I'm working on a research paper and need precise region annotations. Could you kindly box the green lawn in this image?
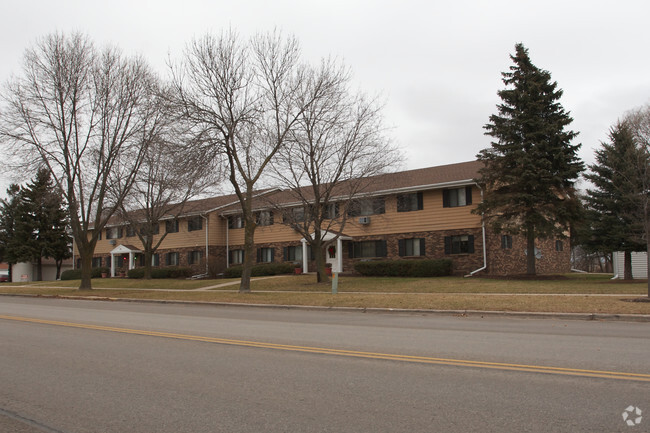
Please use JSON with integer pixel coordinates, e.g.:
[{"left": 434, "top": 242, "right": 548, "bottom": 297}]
[{"left": 2, "top": 273, "right": 649, "bottom": 315}]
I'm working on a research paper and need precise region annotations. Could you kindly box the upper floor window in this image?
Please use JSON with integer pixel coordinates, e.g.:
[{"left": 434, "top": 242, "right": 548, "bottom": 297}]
[
  {"left": 125, "top": 225, "right": 136, "bottom": 238},
  {"left": 398, "top": 238, "right": 425, "bottom": 256},
  {"left": 106, "top": 227, "right": 122, "bottom": 239},
  {"left": 348, "top": 198, "right": 385, "bottom": 217},
  {"left": 165, "top": 220, "right": 179, "bottom": 234},
  {"left": 257, "top": 210, "right": 274, "bottom": 226},
  {"left": 187, "top": 216, "right": 203, "bottom": 232},
  {"left": 228, "top": 215, "right": 245, "bottom": 229},
  {"left": 442, "top": 186, "right": 472, "bottom": 208},
  {"left": 397, "top": 192, "right": 423, "bottom": 212},
  {"left": 324, "top": 203, "right": 339, "bottom": 219},
  {"left": 444, "top": 235, "right": 475, "bottom": 254}
]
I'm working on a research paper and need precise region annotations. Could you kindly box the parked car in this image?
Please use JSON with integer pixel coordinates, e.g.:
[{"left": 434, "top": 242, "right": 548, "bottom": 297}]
[{"left": 0, "top": 272, "right": 9, "bottom": 282}]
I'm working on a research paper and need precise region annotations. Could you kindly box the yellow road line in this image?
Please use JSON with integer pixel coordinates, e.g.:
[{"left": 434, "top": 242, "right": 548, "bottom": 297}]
[{"left": 2, "top": 314, "right": 649, "bottom": 382}]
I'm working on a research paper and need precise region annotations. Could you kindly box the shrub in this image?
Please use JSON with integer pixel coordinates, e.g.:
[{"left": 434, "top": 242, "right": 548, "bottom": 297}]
[
  {"left": 127, "top": 266, "right": 193, "bottom": 279},
  {"left": 223, "top": 262, "right": 295, "bottom": 278},
  {"left": 60, "top": 267, "right": 110, "bottom": 280},
  {"left": 353, "top": 259, "right": 452, "bottom": 277}
]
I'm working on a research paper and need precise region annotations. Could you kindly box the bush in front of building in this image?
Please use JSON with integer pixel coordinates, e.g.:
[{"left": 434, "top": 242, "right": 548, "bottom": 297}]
[
  {"left": 127, "top": 266, "right": 193, "bottom": 279},
  {"left": 223, "top": 263, "right": 295, "bottom": 278},
  {"left": 353, "top": 259, "right": 452, "bottom": 277},
  {"left": 60, "top": 267, "right": 110, "bottom": 280}
]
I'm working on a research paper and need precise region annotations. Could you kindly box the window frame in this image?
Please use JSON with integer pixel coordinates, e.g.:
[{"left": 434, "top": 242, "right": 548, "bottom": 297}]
[
  {"left": 398, "top": 238, "right": 426, "bottom": 257},
  {"left": 106, "top": 226, "right": 123, "bottom": 240},
  {"left": 229, "top": 249, "right": 244, "bottom": 265},
  {"left": 501, "top": 235, "right": 513, "bottom": 249},
  {"left": 349, "top": 240, "right": 388, "bottom": 258},
  {"left": 188, "top": 250, "right": 203, "bottom": 265},
  {"left": 187, "top": 216, "right": 203, "bottom": 232},
  {"left": 165, "top": 220, "right": 180, "bottom": 234},
  {"left": 444, "top": 235, "right": 475, "bottom": 255},
  {"left": 165, "top": 252, "right": 179, "bottom": 266},
  {"left": 442, "top": 186, "right": 473, "bottom": 208},
  {"left": 347, "top": 198, "right": 386, "bottom": 217},
  {"left": 396, "top": 192, "right": 424, "bottom": 213},
  {"left": 257, "top": 247, "right": 275, "bottom": 263}
]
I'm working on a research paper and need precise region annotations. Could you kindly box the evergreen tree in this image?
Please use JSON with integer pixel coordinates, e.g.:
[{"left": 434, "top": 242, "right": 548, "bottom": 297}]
[
  {"left": 474, "top": 43, "right": 584, "bottom": 275},
  {"left": 20, "top": 169, "right": 72, "bottom": 280},
  {"left": 584, "top": 122, "right": 645, "bottom": 280},
  {"left": 0, "top": 185, "right": 23, "bottom": 281}
]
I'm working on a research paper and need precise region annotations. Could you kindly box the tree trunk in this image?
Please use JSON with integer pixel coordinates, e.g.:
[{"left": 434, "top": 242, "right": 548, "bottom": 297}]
[
  {"left": 623, "top": 250, "right": 633, "bottom": 280},
  {"left": 78, "top": 245, "right": 94, "bottom": 290},
  {"left": 143, "top": 249, "right": 153, "bottom": 280},
  {"left": 239, "top": 219, "right": 256, "bottom": 293},
  {"left": 36, "top": 255, "right": 43, "bottom": 281},
  {"left": 55, "top": 259, "right": 62, "bottom": 280},
  {"left": 526, "top": 226, "right": 536, "bottom": 275}
]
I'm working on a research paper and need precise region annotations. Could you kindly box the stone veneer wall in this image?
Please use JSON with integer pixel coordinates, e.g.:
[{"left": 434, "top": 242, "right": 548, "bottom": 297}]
[{"left": 486, "top": 232, "right": 571, "bottom": 275}]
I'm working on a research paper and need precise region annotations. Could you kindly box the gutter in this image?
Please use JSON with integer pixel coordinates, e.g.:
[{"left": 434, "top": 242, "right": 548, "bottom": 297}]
[{"left": 465, "top": 183, "right": 487, "bottom": 277}]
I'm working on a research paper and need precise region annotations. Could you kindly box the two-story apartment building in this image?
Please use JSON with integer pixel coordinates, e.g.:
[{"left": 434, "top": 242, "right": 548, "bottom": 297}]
[{"left": 84, "top": 161, "right": 571, "bottom": 277}]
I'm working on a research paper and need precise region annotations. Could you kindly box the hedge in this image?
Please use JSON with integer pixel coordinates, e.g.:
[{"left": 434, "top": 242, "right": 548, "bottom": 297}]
[
  {"left": 127, "top": 266, "right": 193, "bottom": 279},
  {"left": 224, "top": 262, "right": 295, "bottom": 278},
  {"left": 353, "top": 259, "right": 452, "bottom": 277},
  {"left": 60, "top": 267, "right": 110, "bottom": 280}
]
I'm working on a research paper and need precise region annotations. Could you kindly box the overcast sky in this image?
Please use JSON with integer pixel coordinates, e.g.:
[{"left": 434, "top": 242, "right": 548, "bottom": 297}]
[{"left": 1, "top": 0, "right": 649, "bottom": 191}]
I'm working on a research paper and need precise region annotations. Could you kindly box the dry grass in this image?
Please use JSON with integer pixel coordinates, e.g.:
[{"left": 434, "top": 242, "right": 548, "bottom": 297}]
[{"left": 1, "top": 273, "right": 649, "bottom": 315}]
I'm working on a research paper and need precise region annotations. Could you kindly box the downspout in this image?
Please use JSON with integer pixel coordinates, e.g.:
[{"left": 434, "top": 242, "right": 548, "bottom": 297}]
[
  {"left": 466, "top": 183, "right": 487, "bottom": 277},
  {"left": 225, "top": 216, "right": 230, "bottom": 268},
  {"left": 201, "top": 214, "right": 209, "bottom": 276}
]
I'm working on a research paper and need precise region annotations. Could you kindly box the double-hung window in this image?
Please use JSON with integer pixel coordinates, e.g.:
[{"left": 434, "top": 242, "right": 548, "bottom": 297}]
[
  {"left": 396, "top": 192, "right": 423, "bottom": 212},
  {"left": 442, "top": 187, "right": 473, "bottom": 208}
]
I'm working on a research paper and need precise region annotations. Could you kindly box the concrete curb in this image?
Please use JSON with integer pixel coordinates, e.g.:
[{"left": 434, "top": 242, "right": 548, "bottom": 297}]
[{"left": 2, "top": 293, "right": 650, "bottom": 322}]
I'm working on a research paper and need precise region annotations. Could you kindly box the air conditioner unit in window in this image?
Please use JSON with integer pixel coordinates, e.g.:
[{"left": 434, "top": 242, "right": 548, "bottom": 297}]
[{"left": 358, "top": 216, "right": 371, "bottom": 225}]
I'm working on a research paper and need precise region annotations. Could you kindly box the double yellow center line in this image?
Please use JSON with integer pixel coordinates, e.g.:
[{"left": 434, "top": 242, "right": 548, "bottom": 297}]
[{"left": 3, "top": 314, "right": 649, "bottom": 382}]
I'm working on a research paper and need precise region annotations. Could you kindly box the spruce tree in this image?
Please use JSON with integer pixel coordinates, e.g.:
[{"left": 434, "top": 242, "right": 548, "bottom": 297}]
[
  {"left": 475, "top": 43, "right": 584, "bottom": 275},
  {"left": 0, "top": 185, "right": 23, "bottom": 281},
  {"left": 584, "top": 122, "right": 645, "bottom": 279}
]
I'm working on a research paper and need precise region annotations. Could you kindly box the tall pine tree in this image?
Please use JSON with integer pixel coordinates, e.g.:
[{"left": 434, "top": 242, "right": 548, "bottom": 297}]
[
  {"left": 474, "top": 43, "right": 584, "bottom": 275},
  {"left": 584, "top": 122, "right": 645, "bottom": 280}
]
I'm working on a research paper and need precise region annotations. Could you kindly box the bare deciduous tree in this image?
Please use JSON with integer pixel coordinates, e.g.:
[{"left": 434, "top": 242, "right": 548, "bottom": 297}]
[
  {"left": 0, "top": 32, "right": 157, "bottom": 289},
  {"left": 116, "top": 116, "right": 223, "bottom": 279},
  {"left": 271, "top": 59, "right": 399, "bottom": 282},
  {"left": 170, "top": 30, "right": 340, "bottom": 292}
]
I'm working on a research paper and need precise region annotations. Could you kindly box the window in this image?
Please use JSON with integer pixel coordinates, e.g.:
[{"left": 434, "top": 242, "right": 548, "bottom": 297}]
[
  {"left": 229, "top": 249, "right": 244, "bottom": 265},
  {"left": 228, "top": 215, "right": 245, "bottom": 229},
  {"left": 555, "top": 240, "right": 564, "bottom": 252},
  {"left": 152, "top": 254, "right": 160, "bottom": 267},
  {"left": 283, "top": 207, "right": 305, "bottom": 223},
  {"left": 442, "top": 187, "right": 473, "bottom": 208},
  {"left": 126, "top": 225, "right": 136, "bottom": 238},
  {"left": 398, "top": 238, "right": 425, "bottom": 256},
  {"left": 257, "top": 211, "right": 274, "bottom": 226},
  {"left": 165, "top": 220, "right": 179, "bottom": 233},
  {"left": 349, "top": 240, "right": 388, "bottom": 258},
  {"left": 397, "top": 192, "right": 423, "bottom": 212},
  {"left": 348, "top": 198, "right": 386, "bottom": 217},
  {"left": 187, "top": 216, "right": 203, "bottom": 232},
  {"left": 92, "top": 257, "right": 103, "bottom": 268},
  {"left": 257, "top": 247, "right": 275, "bottom": 263},
  {"left": 444, "top": 235, "right": 475, "bottom": 254},
  {"left": 166, "top": 252, "right": 179, "bottom": 266},
  {"left": 284, "top": 245, "right": 303, "bottom": 262},
  {"left": 324, "top": 203, "right": 339, "bottom": 219},
  {"left": 188, "top": 250, "right": 203, "bottom": 265},
  {"left": 501, "top": 235, "right": 513, "bottom": 249},
  {"left": 106, "top": 227, "right": 122, "bottom": 239}
]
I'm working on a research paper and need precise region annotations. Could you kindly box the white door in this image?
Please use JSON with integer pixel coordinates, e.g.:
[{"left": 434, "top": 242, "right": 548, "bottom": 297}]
[{"left": 325, "top": 244, "right": 340, "bottom": 273}]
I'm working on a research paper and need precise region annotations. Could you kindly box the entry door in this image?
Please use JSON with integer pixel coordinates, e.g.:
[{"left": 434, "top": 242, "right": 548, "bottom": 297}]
[{"left": 325, "top": 244, "right": 340, "bottom": 273}]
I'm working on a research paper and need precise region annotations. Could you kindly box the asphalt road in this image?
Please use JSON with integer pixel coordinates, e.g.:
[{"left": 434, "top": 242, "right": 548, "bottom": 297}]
[{"left": 0, "top": 297, "right": 648, "bottom": 432}]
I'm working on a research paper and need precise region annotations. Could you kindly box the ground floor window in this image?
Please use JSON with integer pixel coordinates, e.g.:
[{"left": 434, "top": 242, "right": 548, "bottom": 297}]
[
  {"left": 444, "top": 235, "right": 475, "bottom": 254},
  {"left": 188, "top": 250, "right": 203, "bottom": 265},
  {"left": 398, "top": 238, "right": 425, "bottom": 256},
  {"left": 555, "top": 240, "right": 564, "bottom": 252},
  {"left": 92, "top": 257, "right": 103, "bottom": 268},
  {"left": 166, "top": 252, "right": 179, "bottom": 266},
  {"left": 229, "top": 249, "right": 244, "bottom": 265},
  {"left": 501, "top": 235, "right": 512, "bottom": 249},
  {"left": 349, "top": 240, "right": 387, "bottom": 258},
  {"left": 257, "top": 247, "right": 274, "bottom": 263},
  {"left": 284, "top": 245, "right": 303, "bottom": 262},
  {"left": 152, "top": 253, "right": 159, "bottom": 267}
]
